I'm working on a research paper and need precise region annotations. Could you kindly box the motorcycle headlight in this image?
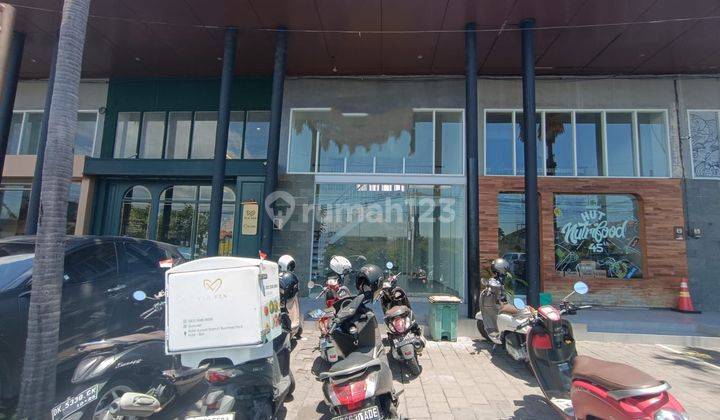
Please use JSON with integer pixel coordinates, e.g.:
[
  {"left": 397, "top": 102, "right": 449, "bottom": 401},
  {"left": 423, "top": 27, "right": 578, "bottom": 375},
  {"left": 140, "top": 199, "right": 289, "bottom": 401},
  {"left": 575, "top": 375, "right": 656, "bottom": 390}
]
[{"left": 655, "top": 409, "right": 689, "bottom": 420}]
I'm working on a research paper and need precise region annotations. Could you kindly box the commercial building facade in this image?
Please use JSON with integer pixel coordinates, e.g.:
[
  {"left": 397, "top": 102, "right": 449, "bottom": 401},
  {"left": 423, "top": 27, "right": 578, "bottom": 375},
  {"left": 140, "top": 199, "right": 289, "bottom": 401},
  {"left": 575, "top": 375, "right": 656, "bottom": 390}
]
[{"left": 3, "top": 0, "right": 720, "bottom": 313}]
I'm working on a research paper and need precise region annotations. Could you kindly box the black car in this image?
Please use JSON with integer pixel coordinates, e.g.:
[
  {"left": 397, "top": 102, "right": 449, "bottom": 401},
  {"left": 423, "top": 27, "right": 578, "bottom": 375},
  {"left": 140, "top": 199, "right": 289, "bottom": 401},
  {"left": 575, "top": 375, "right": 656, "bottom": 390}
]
[{"left": 0, "top": 235, "right": 184, "bottom": 401}]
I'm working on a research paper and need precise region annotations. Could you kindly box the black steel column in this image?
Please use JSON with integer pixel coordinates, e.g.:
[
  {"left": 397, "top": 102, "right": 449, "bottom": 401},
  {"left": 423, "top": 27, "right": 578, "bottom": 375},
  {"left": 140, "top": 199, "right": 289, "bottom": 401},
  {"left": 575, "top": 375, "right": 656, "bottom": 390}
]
[
  {"left": 521, "top": 19, "right": 541, "bottom": 308},
  {"left": 207, "top": 27, "right": 238, "bottom": 256},
  {"left": 465, "top": 22, "right": 480, "bottom": 317},
  {"left": 0, "top": 31, "right": 24, "bottom": 183},
  {"left": 259, "top": 28, "right": 287, "bottom": 258},
  {"left": 25, "top": 36, "right": 58, "bottom": 235}
]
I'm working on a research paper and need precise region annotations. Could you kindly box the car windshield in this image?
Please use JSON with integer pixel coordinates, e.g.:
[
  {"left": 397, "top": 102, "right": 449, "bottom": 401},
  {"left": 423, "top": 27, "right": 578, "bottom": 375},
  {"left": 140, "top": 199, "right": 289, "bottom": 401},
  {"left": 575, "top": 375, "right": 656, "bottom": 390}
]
[
  {"left": 0, "top": 242, "right": 35, "bottom": 257},
  {"left": 0, "top": 253, "right": 34, "bottom": 292}
]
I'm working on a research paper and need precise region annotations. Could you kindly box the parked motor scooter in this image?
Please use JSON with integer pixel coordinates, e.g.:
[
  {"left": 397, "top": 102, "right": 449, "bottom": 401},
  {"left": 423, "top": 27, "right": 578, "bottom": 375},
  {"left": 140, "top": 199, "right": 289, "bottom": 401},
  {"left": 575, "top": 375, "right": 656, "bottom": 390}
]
[
  {"left": 516, "top": 281, "right": 689, "bottom": 420},
  {"left": 378, "top": 262, "right": 425, "bottom": 375},
  {"left": 317, "top": 265, "right": 400, "bottom": 419},
  {"left": 475, "top": 258, "right": 532, "bottom": 361},
  {"left": 278, "top": 254, "right": 303, "bottom": 341},
  {"left": 61, "top": 290, "right": 205, "bottom": 420}
]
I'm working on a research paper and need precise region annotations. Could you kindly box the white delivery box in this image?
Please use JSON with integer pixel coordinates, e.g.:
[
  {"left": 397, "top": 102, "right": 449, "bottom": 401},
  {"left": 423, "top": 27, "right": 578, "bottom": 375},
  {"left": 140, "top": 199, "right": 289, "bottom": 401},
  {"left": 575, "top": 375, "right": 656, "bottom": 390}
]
[{"left": 165, "top": 257, "right": 282, "bottom": 367}]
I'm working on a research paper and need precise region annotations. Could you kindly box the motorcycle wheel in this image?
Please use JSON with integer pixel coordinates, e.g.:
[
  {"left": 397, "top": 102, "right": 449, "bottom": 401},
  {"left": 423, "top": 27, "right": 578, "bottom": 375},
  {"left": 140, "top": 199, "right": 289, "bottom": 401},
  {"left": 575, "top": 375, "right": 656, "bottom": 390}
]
[
  {"left": 406, "top": 355, "right": 422, "bottom": 376},
  {"left": 295, "top": 325, "right": 303, "bottom": 339},
  {"left": 287, "top": 371, "right": 296, "bottom": 398},
  {"left": 82, "top": 378, "right": 138, "bottom": 420},
  {"left": 476, "top": 320, "right": 491, "bottom": 341}
]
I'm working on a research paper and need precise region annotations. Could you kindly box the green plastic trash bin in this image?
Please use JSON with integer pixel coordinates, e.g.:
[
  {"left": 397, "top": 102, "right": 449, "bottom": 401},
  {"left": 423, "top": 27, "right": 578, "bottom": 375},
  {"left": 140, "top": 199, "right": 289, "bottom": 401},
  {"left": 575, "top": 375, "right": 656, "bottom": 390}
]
[
  {"left": 540, "top": 292, "right": 552, "bottom": 306},
  {"left": 427, "top": 295, "right": 462, "bottom": 342}
]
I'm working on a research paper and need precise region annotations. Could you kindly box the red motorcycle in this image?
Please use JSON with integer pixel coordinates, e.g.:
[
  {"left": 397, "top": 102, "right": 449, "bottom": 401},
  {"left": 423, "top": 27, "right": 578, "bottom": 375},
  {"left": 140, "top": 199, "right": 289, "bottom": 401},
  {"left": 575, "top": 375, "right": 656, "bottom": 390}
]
[{"left": 515, "top": 281, "right": 688, "bottom": 420}]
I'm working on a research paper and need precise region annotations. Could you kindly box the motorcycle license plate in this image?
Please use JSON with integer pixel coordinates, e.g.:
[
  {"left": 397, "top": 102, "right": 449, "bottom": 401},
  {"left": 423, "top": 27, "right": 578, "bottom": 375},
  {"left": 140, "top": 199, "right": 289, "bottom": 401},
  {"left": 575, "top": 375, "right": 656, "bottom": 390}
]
[
  {"left": 332, "top": 405, "right": 381, "bottom": 420},
  {"left": 50, "top": 384, "right": 99, "bottom": 420}
]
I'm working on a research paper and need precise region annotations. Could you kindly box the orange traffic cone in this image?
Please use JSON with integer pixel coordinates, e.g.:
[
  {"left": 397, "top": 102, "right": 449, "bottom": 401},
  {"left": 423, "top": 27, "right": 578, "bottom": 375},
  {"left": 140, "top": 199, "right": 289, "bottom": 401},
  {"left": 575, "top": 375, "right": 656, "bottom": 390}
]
[{"left": 674, "top": 278, "right": 701, "bottom": 313}]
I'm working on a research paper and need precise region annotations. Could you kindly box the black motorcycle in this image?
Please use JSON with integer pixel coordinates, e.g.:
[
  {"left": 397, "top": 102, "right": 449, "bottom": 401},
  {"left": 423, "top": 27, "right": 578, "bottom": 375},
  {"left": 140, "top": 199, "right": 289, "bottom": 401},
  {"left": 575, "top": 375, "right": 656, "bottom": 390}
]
[
  {"left": 378, "top": 262, "right": 424, "bottom": 375},
  {"left": 65, "top": 291, "right": 205, "bottom": 420}
]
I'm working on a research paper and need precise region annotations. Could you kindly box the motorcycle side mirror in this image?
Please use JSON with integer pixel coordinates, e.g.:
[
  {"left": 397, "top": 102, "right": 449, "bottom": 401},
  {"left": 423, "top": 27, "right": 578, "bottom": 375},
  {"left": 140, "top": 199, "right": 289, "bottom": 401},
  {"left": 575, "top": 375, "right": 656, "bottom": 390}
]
[
  {"left": 307, "top": 280, "right": 316, "bottom": 289},
  {"left": 574, "top": 281, "right": 589, "bottom": 295},
  {"left": 513, "top": 297, "right": 527, "bottom": 310},
  {"left": 132, "top": 290, "right": 147, "bottom": 302},
  {"left": 386, "top": 261, "right": 394, "bottom": 270}
]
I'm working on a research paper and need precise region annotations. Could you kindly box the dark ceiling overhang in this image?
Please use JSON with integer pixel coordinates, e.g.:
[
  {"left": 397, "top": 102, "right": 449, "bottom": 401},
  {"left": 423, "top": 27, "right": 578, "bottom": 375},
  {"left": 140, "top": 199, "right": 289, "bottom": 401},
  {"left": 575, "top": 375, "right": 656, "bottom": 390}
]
[{"left": 11, "top": 0, "right": 720, "bottom": 79}]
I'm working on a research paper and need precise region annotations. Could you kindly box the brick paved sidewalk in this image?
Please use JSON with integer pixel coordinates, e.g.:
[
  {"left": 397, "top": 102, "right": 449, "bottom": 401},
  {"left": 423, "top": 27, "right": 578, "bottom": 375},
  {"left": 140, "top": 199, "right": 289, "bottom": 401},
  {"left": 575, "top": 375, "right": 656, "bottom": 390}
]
[{"left": 283, "top": 328, "right": 720, "bottom": 420}]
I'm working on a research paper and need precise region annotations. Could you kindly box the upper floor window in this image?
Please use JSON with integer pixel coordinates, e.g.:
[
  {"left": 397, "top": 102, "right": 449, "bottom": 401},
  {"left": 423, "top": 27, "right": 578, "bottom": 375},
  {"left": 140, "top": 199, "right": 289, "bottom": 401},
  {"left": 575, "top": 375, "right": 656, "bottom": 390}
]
[
  {"left": 113, "top": 110, "right": 269, "bottom": 160},
  {"left": 688, "top": 110, "right": 720, "bottom": 178},
  {"left": 287, "top": 108, "right": 464, "bottom": 175},
  {"left": 485, "top": 110, "right": 670, "bottom": 178},
  {"left": 7, "top": 111, "right": 99, "bottom": 157}
]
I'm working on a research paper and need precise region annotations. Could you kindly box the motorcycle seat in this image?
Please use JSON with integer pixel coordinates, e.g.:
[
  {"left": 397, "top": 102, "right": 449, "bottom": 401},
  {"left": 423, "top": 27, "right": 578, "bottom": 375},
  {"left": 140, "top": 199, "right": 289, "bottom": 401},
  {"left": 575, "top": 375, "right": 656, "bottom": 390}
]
[
  {"left": 499, "top": 304, "right": 518, "bottom": 315},
  {"left": 572, "top": 356, "right": 666, "bottom": 398},
  {"left": 319, "top": 346, "right": 382, "bottom": 380},
  {"left": 385, "top": 305, "right": 410, "bottom": 318},
  {"left": 78, "top": 330, "right": 165, "bottom": 353}
]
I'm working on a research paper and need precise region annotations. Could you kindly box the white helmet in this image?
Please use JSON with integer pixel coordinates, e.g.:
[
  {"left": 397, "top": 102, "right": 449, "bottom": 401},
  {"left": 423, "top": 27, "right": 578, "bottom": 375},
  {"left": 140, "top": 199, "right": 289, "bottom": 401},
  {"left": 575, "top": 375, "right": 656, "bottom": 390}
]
[
  {"left": 278, "top": 254, "right": 296, "bottom": 272},
  {"left": 329, "top": 255, "right": 352, "bottom": 276}
]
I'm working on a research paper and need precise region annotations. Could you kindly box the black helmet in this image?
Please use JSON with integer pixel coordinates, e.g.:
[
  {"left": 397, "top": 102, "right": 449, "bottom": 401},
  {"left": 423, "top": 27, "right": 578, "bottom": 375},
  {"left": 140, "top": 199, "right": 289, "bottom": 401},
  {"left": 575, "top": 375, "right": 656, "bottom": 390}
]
[
  {"left": 355, "top": 264, "right": 382, "bottom": 293},
  {"left": 491, "top": 258, "right": 510, "bottom": 276}
]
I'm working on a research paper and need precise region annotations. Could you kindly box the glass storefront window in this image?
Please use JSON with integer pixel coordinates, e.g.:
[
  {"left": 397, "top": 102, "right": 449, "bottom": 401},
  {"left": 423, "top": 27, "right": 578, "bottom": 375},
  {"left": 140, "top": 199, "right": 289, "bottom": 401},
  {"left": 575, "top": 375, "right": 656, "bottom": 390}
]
[
  {"left": 689, "top": 110, "right": 720, "bottom": 178},
  {"left": 156, "top": 185, "right": 235, "bottom": 259},
  {"left": 114, "top": 112, "right": 141, "bottom": 158},
  {"left": 190, "top": 112, "right": 218, "bottom": 159},
  {"left": 6, "top": 111, "right": 98, "bottom": 157},
  {"left": 119, "top": 186, "right": 151, "bottom": 239},
  {"left": 498, "top": 193, "right": 527, "bottom": 295},
  {"left": 485, "top": 113, "right": 514, "bottom": 175},
  {"left": 76, "top": 112, "right": 98, "bottom": 156},
  {"left": 545, "top": 112, "right": 573, "bottom": 176},
  {"left": 288, "top": 108, "right": 464, "bottom": 175},
  {"left": 244, "top": 111, "right": 270, "bottom": 159},
  {"left": 575, "top": 113, "right": 604, "bottom": 176},
  {"left": 311, "top": 183, "right": 465, "bottom": 296},
  {"left": 515, "top": 112, "right": 544, "bottom": 176},
  {"left": 165, "top": 112, "right": 192, "bottom": 159},
  {"left": 138, "top": 112, "right": 165, "bottom": 159},
  {"left": 605, "top": 113, "right": 636, "bottom": 177},
  {"left": 0, "top": 183, "right": 80, "bottom": 238},
  {"left": 638, "top": 112, "right": 669, "bottom": 177},
  {"left": 554, "top": 194, "right": 642, "bottom": 279},
  {"left": 227, "top": 111, "right": 245, "bottom": 159}
]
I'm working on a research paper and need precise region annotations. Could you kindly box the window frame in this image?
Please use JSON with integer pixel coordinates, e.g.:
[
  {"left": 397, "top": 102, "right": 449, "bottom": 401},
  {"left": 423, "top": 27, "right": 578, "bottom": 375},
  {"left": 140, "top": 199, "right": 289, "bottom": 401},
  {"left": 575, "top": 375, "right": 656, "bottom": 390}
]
[
  {"left": 483, "top": 108, "right": 672, "bottom": 179},
  {"left": 286, "top": 107, "right": 466, "bottom": 177},
  {"left": 10, "top": 109, "right": 101, "bottom": 157},
  {"left": 687, "top": 109, "right": 720, "bottom": 180},
  {"left": 113, "top": 110, "right": 270, "bottom": 160}
]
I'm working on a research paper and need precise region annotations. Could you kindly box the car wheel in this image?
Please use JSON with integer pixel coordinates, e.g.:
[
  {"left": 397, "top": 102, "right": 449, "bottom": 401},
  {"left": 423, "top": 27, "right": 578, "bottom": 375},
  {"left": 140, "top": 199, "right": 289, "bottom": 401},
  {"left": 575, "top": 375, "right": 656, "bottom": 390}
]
[{"left": 82, "top": 378, "right": 138, "bottom": 420}]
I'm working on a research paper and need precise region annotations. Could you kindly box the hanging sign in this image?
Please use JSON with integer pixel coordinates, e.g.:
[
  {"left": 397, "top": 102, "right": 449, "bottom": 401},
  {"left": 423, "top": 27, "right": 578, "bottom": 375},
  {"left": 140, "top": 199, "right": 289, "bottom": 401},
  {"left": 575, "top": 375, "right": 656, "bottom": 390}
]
[{"left": 242, "top": 202, "right": 259, "bottom": 236}]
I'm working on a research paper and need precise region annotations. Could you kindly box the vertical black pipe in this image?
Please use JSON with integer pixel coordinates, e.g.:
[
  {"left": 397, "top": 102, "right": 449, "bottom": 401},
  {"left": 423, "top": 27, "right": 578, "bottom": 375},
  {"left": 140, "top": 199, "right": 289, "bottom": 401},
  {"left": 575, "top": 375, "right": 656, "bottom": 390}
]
[
  {"left": 521, "top": 19, "right": 541, "bottom": 308},
  {"left": 207, "top": 27, "right": 238, "bottom": 256},
  {"left": 0, "top": 31, "right": 25, "bottom": 183},
  {"left": 25, "top": 36, "right": 58, "bottom": 235},
  {"left": 465, "top": 22, "right": 480, "bottom": 317},
  {"left": 259, "top": 28, "right": 287, "bottom": 258}
]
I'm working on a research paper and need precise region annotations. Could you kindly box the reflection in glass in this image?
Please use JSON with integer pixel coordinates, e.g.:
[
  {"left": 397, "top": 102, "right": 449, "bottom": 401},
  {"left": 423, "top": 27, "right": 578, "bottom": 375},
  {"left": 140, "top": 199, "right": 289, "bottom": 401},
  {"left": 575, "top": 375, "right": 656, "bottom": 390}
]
[
  {"left": 545, "top": 112, "right": 573, "bottom": 176},
  {"left": 436, "top": 111, "right": 463, "bottom": 174},
  {"left": 288, "top": 110, "right": 321, "bottom": 172},
  {"left": 75, "top": 113, "right": 98, "bottom": 156},
  {"left": 554, "top": 194, "right": 642, "bottom": 278},
  {"left": 689, "top": 110, "right": 720, "bottom": 178},
  {"left": 120, "top": 186, "right": 151, "bottom": 239},
  {"left": 405, "top": 112, "right": 433, "bottom": 174},
  {"left": 19, "top": 113, "right": 43, "bottom": 155},
  {"left": 138, "top": 112, "right": 165, "bottom": 158},
  {"left": 6, "top": 113, "right": 23, "bottom": 155},
  {"left": 244, "top": 111, "right": 270, "bottom": 159},
  {"left": 66, "top": 183, "right": 81, "bottom": 234},
  {"left": 227, "top": 111, "right": 245, "bottom": 159},
  {"left": 498, "top": 193, "right": 527, "bottom": 295},
  {"left": 515, "top": 112, "right": 544, "bottom": 175},
  {"left": 485, "top": 113, "right": 514, "bottom": 175},
  {"left": 575, "top": 113, "right": 603, "bottom": 176},
  {"left": 638, "top": 112, "right": 668, "bottom": 177},
  {"left": 606, "top": 113, "right": 635, "bottom": 176},
  {"left": 311, "top": 183, "right": 465, "bottom": 296},
  {"left": 0, "top": 183, "right": 80, "bottom": 238},
  {"left": 191, "top": 112, "right": 218, "bottom": 158},
  {"left": 165, "top": 112, "right": 192, "bottom": 159},
  {"left": 114, "top": 112, "right": 141, "bottom": 158}
]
